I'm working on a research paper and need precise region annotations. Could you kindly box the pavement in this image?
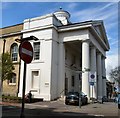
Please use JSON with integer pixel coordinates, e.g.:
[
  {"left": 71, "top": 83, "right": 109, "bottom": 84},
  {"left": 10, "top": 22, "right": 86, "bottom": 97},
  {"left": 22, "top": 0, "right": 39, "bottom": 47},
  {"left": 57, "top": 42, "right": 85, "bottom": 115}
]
[{"left": 0, "top": 99, "right": 120, "bottom": 118}]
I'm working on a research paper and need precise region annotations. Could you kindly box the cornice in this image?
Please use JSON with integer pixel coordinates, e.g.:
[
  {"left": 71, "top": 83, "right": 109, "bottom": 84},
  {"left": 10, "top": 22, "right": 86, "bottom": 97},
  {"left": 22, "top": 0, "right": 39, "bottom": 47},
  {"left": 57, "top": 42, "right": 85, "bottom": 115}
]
[
  {"left": 24, "top": 13, "right": 54, "bottom": 23},
  {"left": 90, "top": 26, "right": 109, "bottom": 51},
  {"left": 21, "top": 24, "right": 58, "bottom": 33},
  {"left": 58, "top": 24, "right": 91, "bottom": 32},
  {"left": 0, "top": 31, "right": 22, "bottom": 38}
]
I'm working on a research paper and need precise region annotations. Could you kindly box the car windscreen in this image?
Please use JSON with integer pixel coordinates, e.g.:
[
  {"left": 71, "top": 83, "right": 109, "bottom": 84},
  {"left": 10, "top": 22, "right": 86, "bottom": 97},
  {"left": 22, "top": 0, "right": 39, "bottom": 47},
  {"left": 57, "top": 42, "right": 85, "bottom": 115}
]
[{"left": 67, "top": 92, "right": 79, "bottom": 96}]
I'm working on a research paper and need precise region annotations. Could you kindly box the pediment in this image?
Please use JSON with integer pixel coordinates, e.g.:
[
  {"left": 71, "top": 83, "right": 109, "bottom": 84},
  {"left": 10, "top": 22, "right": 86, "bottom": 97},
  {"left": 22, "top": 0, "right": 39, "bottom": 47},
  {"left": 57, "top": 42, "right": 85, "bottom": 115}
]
[{"left": 92, "top": 21, "right": 110, "bottom": 49}]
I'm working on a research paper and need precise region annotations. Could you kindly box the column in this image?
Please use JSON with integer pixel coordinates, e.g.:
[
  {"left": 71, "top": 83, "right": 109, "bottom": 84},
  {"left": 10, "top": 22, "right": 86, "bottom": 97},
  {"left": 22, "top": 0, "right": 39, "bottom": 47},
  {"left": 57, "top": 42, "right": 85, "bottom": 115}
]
[
  {"left": 97, "top": 53, "right": 102, "bottom": 101},
  {"left": 58, "top": 42, "right": 65, "bottom": 98},
  {"left": 90, "top": 47, "right": 97, "bottom": 99},
  {"left": 102, "top": 56, "right": 106, "bottom": 96},
  {"left": 82, "top": 40, "right": 90, "bottom": 100}
]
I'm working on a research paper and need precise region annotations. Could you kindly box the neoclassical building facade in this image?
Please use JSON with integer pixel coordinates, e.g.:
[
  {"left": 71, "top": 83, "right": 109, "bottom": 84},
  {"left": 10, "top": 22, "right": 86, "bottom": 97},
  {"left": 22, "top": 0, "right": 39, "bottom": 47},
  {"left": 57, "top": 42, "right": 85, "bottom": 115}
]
[{"left": 17, "top": 9, "right": 110, "bottom": 101}]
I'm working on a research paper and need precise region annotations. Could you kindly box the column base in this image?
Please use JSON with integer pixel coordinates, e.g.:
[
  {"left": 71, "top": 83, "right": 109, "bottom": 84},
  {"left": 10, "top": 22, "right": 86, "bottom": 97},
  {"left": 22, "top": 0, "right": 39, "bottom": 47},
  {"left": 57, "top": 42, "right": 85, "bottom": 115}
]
[{"left": 97, "top": 96, "right": 103, "bottom": 103}]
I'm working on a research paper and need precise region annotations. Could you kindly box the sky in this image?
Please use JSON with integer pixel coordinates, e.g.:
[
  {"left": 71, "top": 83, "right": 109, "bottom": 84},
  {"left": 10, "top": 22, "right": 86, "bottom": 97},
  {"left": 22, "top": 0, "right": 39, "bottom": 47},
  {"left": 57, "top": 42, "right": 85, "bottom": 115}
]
[{"left": 0, "top": 1, "right": 119, "bottom": 81}]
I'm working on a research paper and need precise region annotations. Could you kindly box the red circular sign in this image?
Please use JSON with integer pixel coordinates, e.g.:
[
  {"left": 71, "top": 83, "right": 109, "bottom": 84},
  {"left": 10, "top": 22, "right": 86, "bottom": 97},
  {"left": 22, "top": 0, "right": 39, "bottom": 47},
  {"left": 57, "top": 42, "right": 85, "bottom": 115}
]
[{"left": 19, "top": 41, "right": 33, "bottom": 64}]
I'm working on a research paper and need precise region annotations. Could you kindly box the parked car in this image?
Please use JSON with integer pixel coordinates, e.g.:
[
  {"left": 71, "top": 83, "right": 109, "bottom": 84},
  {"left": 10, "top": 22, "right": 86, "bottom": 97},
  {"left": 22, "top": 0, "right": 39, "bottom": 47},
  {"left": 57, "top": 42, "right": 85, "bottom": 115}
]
[{"left": 65, "top": 91, "right": 88, "bottom": 105}]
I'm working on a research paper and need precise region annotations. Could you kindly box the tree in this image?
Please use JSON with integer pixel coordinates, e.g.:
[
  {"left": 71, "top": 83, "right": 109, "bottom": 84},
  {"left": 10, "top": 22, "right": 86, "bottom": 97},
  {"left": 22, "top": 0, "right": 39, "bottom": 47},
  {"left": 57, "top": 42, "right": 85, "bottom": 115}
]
[
  {"left": 1, "top": 52, "right": 15, "bottom": 81},
  {"left": 109, "top": 66, "right": 120, "bottom": 84}
]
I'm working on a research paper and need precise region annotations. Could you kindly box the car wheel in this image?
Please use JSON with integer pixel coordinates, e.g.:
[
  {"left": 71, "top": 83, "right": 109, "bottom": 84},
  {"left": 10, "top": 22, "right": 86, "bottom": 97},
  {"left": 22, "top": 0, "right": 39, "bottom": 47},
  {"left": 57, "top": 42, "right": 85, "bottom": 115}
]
[
  {"left": 86, "top": 98, "right": 88, "bottom": 104},
  {"left": 118, "top": 104, "right": 120, "bottom": 109}
]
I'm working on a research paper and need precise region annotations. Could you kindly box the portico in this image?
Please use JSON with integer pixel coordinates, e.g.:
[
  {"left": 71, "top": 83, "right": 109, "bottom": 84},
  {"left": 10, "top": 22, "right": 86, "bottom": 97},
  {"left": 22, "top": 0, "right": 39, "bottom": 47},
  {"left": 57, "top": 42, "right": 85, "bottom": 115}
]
[{"left": 63, "top": 37, "right": 107, "bottom": 101}]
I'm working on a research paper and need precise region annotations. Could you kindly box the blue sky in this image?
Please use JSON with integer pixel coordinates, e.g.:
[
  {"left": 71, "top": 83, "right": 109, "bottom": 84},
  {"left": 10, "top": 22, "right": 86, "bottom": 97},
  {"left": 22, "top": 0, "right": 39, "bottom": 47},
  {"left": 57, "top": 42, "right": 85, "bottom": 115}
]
[{"left": 1, "top": 2, "right": 119, "bottom": 80}]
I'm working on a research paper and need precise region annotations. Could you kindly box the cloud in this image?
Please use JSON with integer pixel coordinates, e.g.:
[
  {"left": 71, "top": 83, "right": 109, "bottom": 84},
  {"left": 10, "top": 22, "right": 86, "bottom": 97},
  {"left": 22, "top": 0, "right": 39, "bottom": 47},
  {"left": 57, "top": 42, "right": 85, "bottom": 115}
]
[
  {"left": 69, "top": 2, "right": 118, "bottom": 31},
  {"left": 67, "top": 3, "right": 79, "bottom": 10},
  {"left": 110, "top": 40, "right": 118, "bottom": 46},
  {"left": 99, "top": 2, "right": 116, "bottom": 11}
]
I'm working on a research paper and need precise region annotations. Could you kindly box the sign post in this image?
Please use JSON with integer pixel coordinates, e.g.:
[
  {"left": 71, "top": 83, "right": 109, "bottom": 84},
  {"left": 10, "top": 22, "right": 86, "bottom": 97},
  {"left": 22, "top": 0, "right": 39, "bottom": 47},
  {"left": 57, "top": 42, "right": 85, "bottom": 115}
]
[
  {"left": 89, "top": 72, "right": 96, "bottom": 103},
  {"left": 78, "top": 72, "right": 83, "bottom": 108},
  {"left": 19, "top": 41, "right": 33, "bottom": 118},
  {"left": 20, "top": 62, "right": 26, "bottom": 118}
]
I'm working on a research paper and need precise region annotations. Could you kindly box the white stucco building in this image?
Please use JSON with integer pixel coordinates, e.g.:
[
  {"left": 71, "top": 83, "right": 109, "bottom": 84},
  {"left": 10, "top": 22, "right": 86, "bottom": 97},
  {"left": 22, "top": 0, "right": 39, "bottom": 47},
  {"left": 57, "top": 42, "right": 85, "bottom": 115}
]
[{"left": 18, "top": 9, "right": 110, "bottom": 101}]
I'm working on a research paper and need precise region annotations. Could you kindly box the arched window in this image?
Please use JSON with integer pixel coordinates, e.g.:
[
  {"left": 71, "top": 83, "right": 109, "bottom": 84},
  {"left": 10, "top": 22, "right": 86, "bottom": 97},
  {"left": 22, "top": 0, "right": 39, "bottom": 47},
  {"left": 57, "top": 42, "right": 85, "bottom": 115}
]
[
  {"left": 9, "top": 73, "right": 16, "bottom": 85},
  {"left": 11, "top": 43, "right": 18, "bottom": 61}
]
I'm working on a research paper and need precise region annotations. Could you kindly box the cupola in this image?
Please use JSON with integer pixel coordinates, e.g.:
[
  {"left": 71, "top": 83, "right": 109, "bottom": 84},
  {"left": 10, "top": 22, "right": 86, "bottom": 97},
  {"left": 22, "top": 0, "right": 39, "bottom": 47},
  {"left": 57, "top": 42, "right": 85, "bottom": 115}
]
[{"left": 54, "top": 8, "right": 71, "bottom": 25}]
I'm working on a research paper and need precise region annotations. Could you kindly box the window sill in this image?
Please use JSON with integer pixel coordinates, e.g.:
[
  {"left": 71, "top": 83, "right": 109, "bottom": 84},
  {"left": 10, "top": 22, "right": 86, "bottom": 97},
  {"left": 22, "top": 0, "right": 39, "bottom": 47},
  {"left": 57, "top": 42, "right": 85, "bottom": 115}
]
[
  {"left": 12, "top": 61, "right": 19, "bottom": 64},
  {"left": 32, "top": 60, "right": 44, "bottom": 63},
  {"left": 9, "top": 83, "right": 16, "bottom": 86},
  {"left": 30, "top": 89, "right": 38, "bottom": 92}
]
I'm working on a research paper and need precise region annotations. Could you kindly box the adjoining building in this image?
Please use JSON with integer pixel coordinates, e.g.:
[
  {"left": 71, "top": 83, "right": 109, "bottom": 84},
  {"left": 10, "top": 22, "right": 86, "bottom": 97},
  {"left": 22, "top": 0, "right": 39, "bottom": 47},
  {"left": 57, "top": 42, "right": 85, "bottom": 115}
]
[
  {"left": 0, "top": 23, "right": 23, "bottom": 96},
  {"left": 17, "top": 9, "right": 110, "bottom": 101}
]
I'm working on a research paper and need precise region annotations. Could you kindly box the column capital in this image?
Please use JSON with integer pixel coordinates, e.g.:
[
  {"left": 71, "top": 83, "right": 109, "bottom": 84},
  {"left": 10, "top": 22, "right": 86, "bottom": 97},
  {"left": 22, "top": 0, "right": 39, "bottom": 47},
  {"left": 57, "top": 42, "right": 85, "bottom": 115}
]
[
  {"left": 82, "top": 39, "right": 90, "bottom": 43},
  {"left": 90, "top": 45, "right": 97, "bottom": 50},
  {"left": 102, "top": 55, "right": 106, "bottom": 59},
  {"left": 97, "top": 52, "right": 102, "bottom": 56}
]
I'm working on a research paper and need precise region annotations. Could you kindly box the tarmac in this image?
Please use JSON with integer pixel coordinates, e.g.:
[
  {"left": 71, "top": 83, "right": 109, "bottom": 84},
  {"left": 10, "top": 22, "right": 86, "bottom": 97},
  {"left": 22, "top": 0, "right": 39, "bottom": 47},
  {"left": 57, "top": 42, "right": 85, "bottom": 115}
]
[{"left": 1, "top": 99, "right": 120, "bottom": 118}]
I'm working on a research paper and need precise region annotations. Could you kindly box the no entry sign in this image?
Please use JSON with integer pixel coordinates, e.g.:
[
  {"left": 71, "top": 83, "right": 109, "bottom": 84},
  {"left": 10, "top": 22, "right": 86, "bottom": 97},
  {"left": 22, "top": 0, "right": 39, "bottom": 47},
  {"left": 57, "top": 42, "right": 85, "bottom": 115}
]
[{"left": 19, "top": 41, "right": 33, "bottom": 64}]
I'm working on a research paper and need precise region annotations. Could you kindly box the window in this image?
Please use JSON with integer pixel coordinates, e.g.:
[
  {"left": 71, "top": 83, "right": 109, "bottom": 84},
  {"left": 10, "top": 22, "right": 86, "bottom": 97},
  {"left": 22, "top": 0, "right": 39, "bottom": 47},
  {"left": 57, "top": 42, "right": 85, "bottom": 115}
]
[
  {"left": 34, "top": 42, "right": 40, "bottom": 60},
  {"left": 11, "top": 43, "right": 18, "bottom": 61},
  {"left": 9, "top": 73, "right": 16, "bottom": 85},
  {"left": 32, "top": 71, "right": 39, "bottom": 89},
  {"left": 71, "top": 76, "right": 75, "bottom": 87}
]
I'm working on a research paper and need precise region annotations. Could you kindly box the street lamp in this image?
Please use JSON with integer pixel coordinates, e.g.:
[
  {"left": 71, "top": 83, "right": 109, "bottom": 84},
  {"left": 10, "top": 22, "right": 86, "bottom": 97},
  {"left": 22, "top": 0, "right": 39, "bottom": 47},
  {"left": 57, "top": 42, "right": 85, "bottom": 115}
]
[{"left": 15, "top": 35, "right": 39, "bottom": 43}]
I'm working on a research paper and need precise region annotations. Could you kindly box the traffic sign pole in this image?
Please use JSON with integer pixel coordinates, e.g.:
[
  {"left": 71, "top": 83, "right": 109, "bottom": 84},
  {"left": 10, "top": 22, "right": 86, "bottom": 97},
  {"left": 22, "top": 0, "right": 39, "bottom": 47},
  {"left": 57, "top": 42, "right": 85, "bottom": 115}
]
[
  {"left": 15, "top": 36, "right": 38, "bottom": 118},
  {"left": 92, "top": 85, "right": 93, "bottom": 103},
  {"left": 20, "top": 62, "right": 26, "bottom": 118},
  {"left": 19, "top": 40, "right": 33, "bottom": 118}
]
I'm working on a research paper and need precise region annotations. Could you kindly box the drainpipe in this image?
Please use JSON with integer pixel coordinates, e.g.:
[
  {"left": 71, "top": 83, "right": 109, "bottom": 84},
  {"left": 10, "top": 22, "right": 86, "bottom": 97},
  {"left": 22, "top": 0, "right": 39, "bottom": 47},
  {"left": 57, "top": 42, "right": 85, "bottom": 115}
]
[
  {"left": 3, "top": 39, "right": 6, "bottom": 55},
  {"left": 17, "top": 35, "right": 22, "bottom": 96},
  {"left": 2, "top": 39, "right": 6, "bottom": 81}
]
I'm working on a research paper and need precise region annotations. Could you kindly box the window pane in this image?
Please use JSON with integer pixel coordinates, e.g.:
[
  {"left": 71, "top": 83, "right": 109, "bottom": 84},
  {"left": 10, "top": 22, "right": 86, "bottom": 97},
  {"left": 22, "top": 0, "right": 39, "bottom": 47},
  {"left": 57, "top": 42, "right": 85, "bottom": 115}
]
[
  {"left": 11, "top": 44, "right": 18, "bottom": 61},
  {"left": 12, "top": 53, "right": 17, "bottom": 61},
  {"left": 9, "top": 73, "right": 16, "bottom": 84},
  {"left": 34, "top": 42, "right": 40, "bottom": 60}
]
